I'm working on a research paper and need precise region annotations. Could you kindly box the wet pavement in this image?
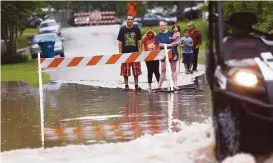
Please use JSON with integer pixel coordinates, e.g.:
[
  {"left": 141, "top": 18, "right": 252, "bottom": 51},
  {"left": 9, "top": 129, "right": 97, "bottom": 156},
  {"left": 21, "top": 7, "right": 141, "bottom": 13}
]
[
  {"left": 1, "top": 75, "right": 211, "bottom": 152},
  {"left": 46, "top": 25, "right": 206, "bottom": 89}
]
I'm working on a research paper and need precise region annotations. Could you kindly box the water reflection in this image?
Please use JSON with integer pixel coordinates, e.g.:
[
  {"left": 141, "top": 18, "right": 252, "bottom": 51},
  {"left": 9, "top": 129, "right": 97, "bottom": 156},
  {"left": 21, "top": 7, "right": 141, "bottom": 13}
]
[{"left": 1, "top": 76, "right": 210, "bottom": 151}]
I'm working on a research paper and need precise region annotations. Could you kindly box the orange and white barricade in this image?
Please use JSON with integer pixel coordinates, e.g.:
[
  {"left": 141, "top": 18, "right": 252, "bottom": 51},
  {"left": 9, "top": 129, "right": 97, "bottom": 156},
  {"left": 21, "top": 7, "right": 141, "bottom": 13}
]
[
  {"left": 73, "top": 10, "right": 116, "bottom": 26},
  {"left": 36, "top": 49, "right": 172, "bottom": 69},
  {"left": 36, "top": 47, "right": 173, "bottom": 147},
  {"left": 89, "top": 10, "right": 115, "bottom": 25}
]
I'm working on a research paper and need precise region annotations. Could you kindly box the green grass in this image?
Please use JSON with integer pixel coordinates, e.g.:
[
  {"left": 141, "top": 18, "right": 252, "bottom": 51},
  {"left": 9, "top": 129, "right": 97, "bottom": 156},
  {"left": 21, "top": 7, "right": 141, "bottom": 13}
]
[
  {"left": 23, "top": 28, "right": 39, "bottom": 34},
  {"left": 17, "top": 28, "right": 38, "bottom": 49},
  {"left": 1, "top": 57, "right": 50, "bottom": 87},
  {"left": 17, "top": 35, "right": 29, "bottom": 49},
  {"left": 141, "top": 19, "right": 208, "bottom": 64}
]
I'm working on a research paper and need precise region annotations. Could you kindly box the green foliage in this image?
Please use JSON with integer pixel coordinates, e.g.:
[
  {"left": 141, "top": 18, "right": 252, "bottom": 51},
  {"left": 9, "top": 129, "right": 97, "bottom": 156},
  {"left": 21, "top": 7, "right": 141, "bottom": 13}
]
[
  {"left": 146, "top": 1, "right": 174, "bottom": 10},
  {"left": 222, "top": 1, "right": 273, "bottom": 32},
  {"left": 46, "top": 1, "right": 68, "bottom": 11},
  {"left": 1, "top": 1, "right": 46, "bottom": 58},
  {"left": 199, "top": 2, "right": 273, "bottom": 32},
  {"left": 17, "top": 28, "right": 38, "bottom": 49},
  {"left": 23, "top": 28, "right": 39, "bottom": 34},
  {"left": 1, "top": 54, "right": 30, "bottom": 65}
]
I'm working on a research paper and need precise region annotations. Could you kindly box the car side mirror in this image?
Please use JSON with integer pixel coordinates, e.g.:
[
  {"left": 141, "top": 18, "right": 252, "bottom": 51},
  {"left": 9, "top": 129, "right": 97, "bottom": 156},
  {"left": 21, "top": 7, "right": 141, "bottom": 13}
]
[
  {"left": 61, "top": 38, "right": 64, "bottom": 41},
  {"left": 28, "top": 41, "right": 31, "bottom": 45}
]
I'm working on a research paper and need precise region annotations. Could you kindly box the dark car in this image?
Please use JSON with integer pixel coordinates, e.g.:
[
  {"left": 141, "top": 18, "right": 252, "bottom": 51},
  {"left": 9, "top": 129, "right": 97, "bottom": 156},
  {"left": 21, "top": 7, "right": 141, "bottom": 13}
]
[
  {"left": 206, "top": 4, "right": 273, "bottom": 162},
  {"left": 120, "top": 21, "right": 142, "bottom": 30},
  {"left": 142, "top": 13, "right": 176, "bottom": 26},
  {"left": 155, "top": 13, "right": 177, "bottom": 25},
  {"left": 30, "top": 33, "right": 65, "bottom": 59},
  {"left": 183, "top": 4, "right": 203, "bottom": 20}
]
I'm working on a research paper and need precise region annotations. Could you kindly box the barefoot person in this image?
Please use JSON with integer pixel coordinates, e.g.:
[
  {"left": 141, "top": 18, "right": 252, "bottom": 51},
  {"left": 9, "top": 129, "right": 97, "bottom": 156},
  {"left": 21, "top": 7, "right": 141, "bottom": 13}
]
[{"left": 156, "top": 21, "right": 179, "bottom": 90}]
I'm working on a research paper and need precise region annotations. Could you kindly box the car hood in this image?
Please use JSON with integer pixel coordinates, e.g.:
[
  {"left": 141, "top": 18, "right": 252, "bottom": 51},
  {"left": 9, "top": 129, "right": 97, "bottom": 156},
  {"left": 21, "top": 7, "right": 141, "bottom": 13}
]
[{"left": 31, "top": 40, "right": 62, "bottom": 49}]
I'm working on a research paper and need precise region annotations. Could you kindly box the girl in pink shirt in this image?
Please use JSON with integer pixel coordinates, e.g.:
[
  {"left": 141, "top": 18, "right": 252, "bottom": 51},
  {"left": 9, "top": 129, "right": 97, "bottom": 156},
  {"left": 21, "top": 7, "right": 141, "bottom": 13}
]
[
  {"left": 170, "top": 24, "right": 181, "bottom": 61},
  {"left": 142, "top": 28, "right": 160, "bottom": 91}
]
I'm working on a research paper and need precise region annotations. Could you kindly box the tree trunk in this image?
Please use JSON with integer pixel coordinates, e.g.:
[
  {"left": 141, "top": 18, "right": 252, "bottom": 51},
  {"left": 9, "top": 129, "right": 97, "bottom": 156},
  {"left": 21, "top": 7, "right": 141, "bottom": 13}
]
[
  {"left": 2, "top": 24, "right": 9, "bottom": 49},
  {"left": 7, "top": 24, "right": 17, "bottom": 56},
  {"left": 175, "top": 1, "right": 185, "bottom": 21}
]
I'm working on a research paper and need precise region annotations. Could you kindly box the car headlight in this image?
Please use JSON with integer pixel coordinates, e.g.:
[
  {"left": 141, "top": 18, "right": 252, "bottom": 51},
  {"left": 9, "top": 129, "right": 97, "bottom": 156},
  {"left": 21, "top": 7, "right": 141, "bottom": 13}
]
[
  {"left": 233, "top": 70, "right": 258, "bottom": 88},
  {"left": 31, "top": 44, "right": 39, "bottom": 48}
]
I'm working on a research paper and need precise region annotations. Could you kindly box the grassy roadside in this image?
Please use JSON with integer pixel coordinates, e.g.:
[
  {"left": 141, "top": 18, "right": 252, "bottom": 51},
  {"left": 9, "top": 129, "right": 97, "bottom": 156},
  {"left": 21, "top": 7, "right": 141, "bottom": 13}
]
[
  {"left": 140, "top": 19, "right": 207, "bottom": 64},
  {"left": 17, "top": 28, "right": 39, "bottom": 49},
  {"left": 2, "top": 28, "right": 50, "bottom": 87},
  {"left": 1, "top": 55, "right": 50, "bottom": 87}
]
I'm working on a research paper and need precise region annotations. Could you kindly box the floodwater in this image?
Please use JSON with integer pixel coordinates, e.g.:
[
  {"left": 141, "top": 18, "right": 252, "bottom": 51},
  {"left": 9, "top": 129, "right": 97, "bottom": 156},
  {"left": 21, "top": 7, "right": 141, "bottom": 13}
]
[{"left": 1, "top": 75, "right": 211, "bottom": 152}]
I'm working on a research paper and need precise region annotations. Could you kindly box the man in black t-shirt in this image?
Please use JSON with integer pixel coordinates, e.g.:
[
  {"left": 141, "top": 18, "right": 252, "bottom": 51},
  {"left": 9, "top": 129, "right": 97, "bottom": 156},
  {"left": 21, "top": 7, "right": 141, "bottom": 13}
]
[{"left": 117, "top": 15, "right": 142, "bottom": 91}]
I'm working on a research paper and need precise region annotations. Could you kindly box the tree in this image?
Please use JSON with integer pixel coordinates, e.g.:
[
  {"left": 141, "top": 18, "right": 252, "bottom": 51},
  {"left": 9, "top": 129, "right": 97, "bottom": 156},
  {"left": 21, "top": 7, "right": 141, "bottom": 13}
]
[
  {"left": 1, "top": 1, "right": 46, "bottom": 58},
  {"left": 202, "top": 1, "right": 273, "bottom": 32},
  {"left": 223, "top": 1, "right": 271, "bottom": 31}
]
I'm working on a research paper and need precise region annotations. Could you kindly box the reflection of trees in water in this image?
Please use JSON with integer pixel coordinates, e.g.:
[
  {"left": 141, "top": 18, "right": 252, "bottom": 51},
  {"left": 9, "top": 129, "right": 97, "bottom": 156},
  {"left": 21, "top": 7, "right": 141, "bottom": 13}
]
[{"left": 1, "top": 81, "right": 41, "bottom": 151}]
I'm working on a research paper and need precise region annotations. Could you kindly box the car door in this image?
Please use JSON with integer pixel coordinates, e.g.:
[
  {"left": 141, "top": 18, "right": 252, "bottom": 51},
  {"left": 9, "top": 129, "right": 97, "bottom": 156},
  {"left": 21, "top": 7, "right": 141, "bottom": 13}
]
[
  {"left": 150, "top": 13, "right": 162, "bottom": 26},
  {"left": 143, "top": 13, "right": 152, "bottom": 26}
]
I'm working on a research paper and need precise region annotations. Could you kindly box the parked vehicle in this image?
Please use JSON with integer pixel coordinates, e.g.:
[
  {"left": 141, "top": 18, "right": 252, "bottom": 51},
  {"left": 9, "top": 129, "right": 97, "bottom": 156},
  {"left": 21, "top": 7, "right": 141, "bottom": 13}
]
[
  {"left": 38, "top": 19, "right": 61, "bottom": 36},
  {"left": 120, "top": 21, "right": 142, "bottom": 30},
  {"left": 155, "top": 13, "right": 177, "bottom": 24},
  {"left": 183, "top": 4, "right": 203, "bottom": 20},
  {"left": 206, "top": 2, "right": 273, "bottom": 162},
  {"left": 29, "top": 33, "right": 64, "bottom": 59},
  {"left": 26, "top": 14, "right": 44, "bottom": 28},
  {"left": 142, "top": 13, "right": 176, "bottom": 26}
]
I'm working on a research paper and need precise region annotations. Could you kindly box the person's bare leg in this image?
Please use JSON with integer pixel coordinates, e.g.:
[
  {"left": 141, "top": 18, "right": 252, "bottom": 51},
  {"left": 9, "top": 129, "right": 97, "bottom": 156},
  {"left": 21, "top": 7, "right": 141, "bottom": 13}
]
[
  {"left": 189, "top": 63, "right": 193, "bottom": 73},
  {"left": 171, "top": 62, "right": 178, "bottom": 88},
  {"left": 158, "top": 62, "right": 166, "bottom": 89},
  {"left": 133, "top": 75, "right": 138, "bottom": 86},
  {"left": 124, "top": 76, "right": 129, "bottom": 85},
  {"left": 184, "top": 64, "right": 188, "bottom": 73},
  {"left": 148, "top": 83, "right": 152, "bottom": 91},
  {"left": 123, "top": 75, "right": 129, "bottom": 91}
]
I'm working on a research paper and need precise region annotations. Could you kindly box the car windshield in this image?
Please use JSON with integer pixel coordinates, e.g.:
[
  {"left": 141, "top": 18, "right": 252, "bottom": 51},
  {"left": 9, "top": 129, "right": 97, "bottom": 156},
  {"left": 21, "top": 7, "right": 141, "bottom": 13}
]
[
  {"left": 33, "top": 35, "right": 60, "bottom": 43},
  {"left": 40, "top": 21, "right": 56, "bottom": 28}
]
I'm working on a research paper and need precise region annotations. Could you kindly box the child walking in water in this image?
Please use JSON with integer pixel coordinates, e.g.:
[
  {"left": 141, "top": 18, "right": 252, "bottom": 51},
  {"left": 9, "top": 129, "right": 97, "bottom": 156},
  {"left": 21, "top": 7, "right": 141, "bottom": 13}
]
[
  {"left": 180, "top": 29, "right": 194, "bottom": 74},
  {"left": 170, "top": 24, "right": 181, "bottom": 61}
]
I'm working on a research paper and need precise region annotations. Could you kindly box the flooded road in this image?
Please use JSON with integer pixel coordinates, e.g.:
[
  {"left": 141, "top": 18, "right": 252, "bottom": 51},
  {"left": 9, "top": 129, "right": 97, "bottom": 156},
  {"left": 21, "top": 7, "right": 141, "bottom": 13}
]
[
  {"left": 45, "top": 25, "right": 206, "bottom": 89},
  {"left": 1, "top": 75, "right": 211, "bottom": 152}
]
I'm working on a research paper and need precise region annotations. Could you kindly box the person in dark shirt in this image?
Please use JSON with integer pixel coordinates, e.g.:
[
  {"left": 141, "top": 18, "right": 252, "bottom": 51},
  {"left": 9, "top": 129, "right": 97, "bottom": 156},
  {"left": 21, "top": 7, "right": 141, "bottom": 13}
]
[
  {"left": 188, "top": 21, "right": 202, "bottom": 72},
  {"left": 156, "top": 21, "right": 179, "bottom": 90},
  {"left": 117, "top": 15, "right": 142, "bottom": 91}
]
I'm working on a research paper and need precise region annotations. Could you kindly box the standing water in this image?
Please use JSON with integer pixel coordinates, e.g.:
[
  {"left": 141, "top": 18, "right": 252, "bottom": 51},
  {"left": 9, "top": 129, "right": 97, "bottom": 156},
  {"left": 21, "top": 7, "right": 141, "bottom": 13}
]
[{"left": 1, "top": 77, "right": 272, "bottom": 162}]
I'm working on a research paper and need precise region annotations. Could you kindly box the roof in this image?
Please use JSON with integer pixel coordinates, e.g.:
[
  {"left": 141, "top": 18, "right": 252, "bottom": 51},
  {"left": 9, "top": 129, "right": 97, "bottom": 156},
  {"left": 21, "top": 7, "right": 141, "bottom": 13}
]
[{"left": 40, "top": 19, "right": 56, "bottom": 24}]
